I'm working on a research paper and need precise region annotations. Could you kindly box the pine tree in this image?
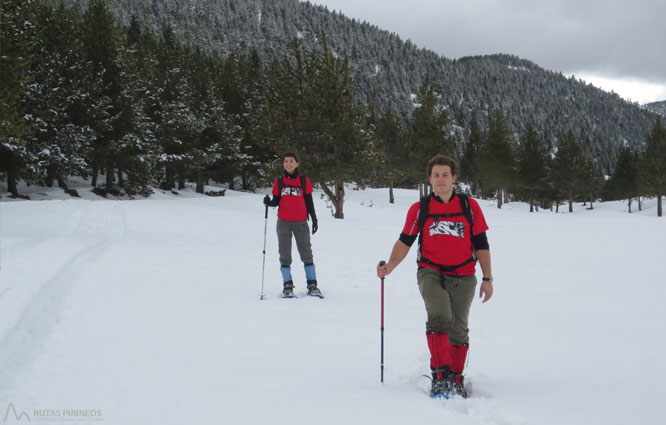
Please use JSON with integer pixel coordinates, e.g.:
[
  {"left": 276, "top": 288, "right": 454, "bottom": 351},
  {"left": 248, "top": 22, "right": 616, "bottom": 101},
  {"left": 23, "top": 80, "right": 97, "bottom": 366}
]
[
  {"left": 551, "top": 131, "right": 586, "bottom": 212},
  {"left": 80, "top": 0, "right": 124, "bottom": 190},
  {"left": 112, "top": 19, "right": 160, "bottom": 197},
  {"left": 604, "top": 146, "right": 641, "bottom": 212},
  {"left": 517, "top": 123, "right": 549, "bottom": 212},
  {"left": 216, "top": 50, "right": 266, "bottom": 190},
  {"left": 460, "top": 114, "right": 483, "bottom": 196},
  {"left": 0, "top": 0, "right": 36, "bottom": 196},
  {"left": 640, "top": 117, "right": 666, "bottom": 216},
  {"left": 25, "top": 2, "right": 93, "bottom": 190},
  {"left": 374, "top": 108, "right": 407, "bottom": 203},
  {"left": 266, "top": 33, "right": 369, "bottom": 218},
  {"left": 577, "top": 152, "right": 603, "bottom": 209},
  {"left": 479, "top": 109, "right": 516, "bottom": 208},
  {"left": 409, "top": 75, "right": 453, "bottom": 194},
  {"left": 151, "top": 24, "right": 187, "bottom": 190}
]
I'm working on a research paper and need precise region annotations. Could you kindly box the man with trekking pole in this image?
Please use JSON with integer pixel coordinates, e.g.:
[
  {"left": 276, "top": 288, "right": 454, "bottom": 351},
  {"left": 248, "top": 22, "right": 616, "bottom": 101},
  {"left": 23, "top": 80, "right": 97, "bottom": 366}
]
[{"left": 376, "top": 154, "right": 494, "bottom": 398}]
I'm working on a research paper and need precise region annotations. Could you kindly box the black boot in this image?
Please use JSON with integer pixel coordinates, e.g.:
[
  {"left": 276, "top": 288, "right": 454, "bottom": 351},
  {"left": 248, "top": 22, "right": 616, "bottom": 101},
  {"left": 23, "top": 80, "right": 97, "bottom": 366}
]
[
  {"left": 447, "top": 372, "right": 468, "bottom": 398},
  {"left": 307, "top": 280, "right": 323, "bottom": 297},
  {"left": 282, "top": 280, "right": 295, "bottom": 298},
  {"left": 430, "top": 366, "right": 452, "bottom": 397}
]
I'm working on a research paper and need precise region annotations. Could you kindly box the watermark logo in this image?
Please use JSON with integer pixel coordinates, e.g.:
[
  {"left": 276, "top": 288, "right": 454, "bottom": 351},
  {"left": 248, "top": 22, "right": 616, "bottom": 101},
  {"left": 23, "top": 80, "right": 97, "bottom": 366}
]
[
  {"left": 3, "top": 403, "right": 104, "bottom": 423},
  {"left": 4, "top": 404, "right": 30, "bottom": 422}
]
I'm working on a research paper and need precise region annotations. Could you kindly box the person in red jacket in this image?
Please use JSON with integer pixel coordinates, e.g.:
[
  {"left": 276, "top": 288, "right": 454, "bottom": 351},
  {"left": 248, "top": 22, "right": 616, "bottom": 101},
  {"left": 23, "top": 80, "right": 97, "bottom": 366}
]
[
  {"left": 377, "top": 154, "right": 494, "bottom": 398},
  {"left": 264, "top": 152, "right": 322, "bottom": 298}
]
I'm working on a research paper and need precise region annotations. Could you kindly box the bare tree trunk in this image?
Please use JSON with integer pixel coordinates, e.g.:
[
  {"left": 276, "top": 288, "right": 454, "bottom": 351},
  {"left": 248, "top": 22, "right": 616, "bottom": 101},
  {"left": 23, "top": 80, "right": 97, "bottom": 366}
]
[
  {"left": 196, "top": 170, "right": 204, "bottom": 194},
  {"left": 7, "top": 173, "right": 18, "bottom": 196},
  {"left": 568, "top": 198, "right": 573, "bottom": 213},
  {"left": 659, "top": 194, "right": 663, "bottom": 217},
  {"left": 529, "top": 200, "right": 534, "bottom": 213},
  {"left": 638, "top": 196, "right": 642, "bottom": 211},
  {"left": 321, "top": 181, "right": 346, "bottom": 219},
  {"left": 389, "top": 180, "right": 395, "bottom": 204},
  {"left": 106, "top": 161, "right": 114, "bottom": 188},
  {"left": 334, "top": 182, "right": 345, "bottom": 219},
  {"left": 91, "top": 166, "right": 98, "bottom": 187},
  {"left": 496, "top": 189, "right": 502, "bottom": 209},
  {"left": 628, "top": 198, "right": 633, "bottom": 213}
]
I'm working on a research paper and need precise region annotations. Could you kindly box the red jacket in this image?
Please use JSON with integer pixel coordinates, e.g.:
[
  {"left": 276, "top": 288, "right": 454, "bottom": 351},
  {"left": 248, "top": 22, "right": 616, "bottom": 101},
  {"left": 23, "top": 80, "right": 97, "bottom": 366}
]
[
  {"left": 272, "top": 174, "right": 313, "bottom": 221},
  {"left": 402, "top": 195, "right": 488, "bottom": 276}
]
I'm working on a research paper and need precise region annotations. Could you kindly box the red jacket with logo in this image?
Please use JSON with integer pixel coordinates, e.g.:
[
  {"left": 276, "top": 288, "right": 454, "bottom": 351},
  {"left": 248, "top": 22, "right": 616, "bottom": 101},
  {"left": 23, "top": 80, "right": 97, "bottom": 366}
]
[
  {"left": 272, "top": 174, "right": 313, "bottom": 221},
  {"left": 402, "top": 194, "right": 488, "bottom": 276}
]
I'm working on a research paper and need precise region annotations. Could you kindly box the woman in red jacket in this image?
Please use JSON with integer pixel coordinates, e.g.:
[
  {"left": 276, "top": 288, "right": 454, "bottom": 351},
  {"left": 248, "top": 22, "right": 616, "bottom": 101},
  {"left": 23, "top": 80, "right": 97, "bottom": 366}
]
[{"left": 264, "top": 152, "right": 322, "bottom": 298}]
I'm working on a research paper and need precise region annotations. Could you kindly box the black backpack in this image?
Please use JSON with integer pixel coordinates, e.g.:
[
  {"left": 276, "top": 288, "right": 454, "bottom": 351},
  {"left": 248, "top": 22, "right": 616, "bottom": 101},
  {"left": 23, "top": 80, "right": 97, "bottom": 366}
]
[{"left": 416, "top": 192, "right": 477, "bottom": 273}]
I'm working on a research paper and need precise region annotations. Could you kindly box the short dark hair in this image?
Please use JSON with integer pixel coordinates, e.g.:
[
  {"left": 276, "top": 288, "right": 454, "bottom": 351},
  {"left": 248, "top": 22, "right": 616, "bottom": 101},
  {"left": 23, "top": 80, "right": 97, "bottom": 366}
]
[
  {"left": 282, "top": 152, "right": 299, "bottom": 162},
  {"left": 427, "top": 155, "right": 457, "bottom": 177}
]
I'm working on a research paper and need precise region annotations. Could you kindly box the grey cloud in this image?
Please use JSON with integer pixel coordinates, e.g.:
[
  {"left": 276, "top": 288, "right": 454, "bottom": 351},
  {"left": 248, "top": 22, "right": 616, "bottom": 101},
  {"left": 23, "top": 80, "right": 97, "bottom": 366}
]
[{"left": 312, "top": 0, "right": 666, "bottom": 83}]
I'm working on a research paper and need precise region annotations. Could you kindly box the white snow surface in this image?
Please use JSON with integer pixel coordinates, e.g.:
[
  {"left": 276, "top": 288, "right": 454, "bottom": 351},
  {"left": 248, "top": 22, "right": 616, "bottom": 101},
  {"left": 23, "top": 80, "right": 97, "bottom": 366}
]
[{"left": 1, "top": 183, "right": 665, "bottom": 425}]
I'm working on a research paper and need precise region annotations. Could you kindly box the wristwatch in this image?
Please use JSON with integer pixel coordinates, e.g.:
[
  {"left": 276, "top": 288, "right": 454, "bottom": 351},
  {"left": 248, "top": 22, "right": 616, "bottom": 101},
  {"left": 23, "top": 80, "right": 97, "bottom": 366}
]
[{"left": 482, "top": 276, "right": 493, "bottom": 283}]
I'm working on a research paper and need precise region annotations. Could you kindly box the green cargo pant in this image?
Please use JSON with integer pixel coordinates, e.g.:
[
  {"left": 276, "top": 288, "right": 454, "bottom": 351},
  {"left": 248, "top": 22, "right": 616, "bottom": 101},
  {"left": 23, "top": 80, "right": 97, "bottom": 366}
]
[{"left": 417, "top": 267, "right": 477, "bottom": 345}]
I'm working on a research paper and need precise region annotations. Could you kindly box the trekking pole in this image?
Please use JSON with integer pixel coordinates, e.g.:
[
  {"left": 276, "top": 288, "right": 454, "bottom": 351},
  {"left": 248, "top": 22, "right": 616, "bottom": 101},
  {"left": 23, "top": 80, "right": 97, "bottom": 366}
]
[
  {"left": 379, "top": 260, "right": 386, "bottom": 383},
  {"left": 260, "top": 203, "right": 269, "bottom": 300}
]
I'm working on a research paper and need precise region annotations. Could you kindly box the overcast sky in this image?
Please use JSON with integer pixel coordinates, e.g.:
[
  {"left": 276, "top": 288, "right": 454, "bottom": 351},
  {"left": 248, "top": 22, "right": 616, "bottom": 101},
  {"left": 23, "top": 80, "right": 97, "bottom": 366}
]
[{"left": 307, "top": 0, "right": 666, "bottom": 104}]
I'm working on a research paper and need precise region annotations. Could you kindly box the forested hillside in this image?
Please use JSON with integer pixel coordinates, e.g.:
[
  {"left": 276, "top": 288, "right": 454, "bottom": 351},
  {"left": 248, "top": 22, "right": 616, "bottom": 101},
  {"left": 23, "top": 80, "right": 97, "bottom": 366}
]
[
  {"left": 3, "top": 0, "right": 664, "bottom": 216},
  {"left": 58, "top": 0, "right": 658, "bottom": 171}
]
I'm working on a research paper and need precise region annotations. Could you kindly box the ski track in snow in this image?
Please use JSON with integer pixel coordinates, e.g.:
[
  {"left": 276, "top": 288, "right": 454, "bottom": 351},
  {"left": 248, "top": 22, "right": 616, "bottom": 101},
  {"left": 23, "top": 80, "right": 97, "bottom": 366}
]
[{"left": 0, "top": 202, "right": 127, "bottom": 396}]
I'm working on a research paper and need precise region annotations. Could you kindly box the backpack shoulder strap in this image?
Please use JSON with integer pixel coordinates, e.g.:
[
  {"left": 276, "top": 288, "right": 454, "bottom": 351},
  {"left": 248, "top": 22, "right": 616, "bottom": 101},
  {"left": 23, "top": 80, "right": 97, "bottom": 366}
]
[
  {"left": 300, "top": 175, "right": 307, "bottom": 195},
  {"left": 278, "top": 177, "right": 284, "bottom": 193},
  {"left": 457, "top": 193, "right": 475, "bottom": 237},
  {"left": 418, "top": 193, "right": 432, "bottom": 236}
]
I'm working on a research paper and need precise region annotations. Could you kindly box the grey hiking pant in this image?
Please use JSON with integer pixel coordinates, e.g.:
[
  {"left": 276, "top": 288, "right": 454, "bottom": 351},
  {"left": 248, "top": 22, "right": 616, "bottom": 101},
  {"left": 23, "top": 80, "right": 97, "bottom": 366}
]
[
  {"left": 276, "top": 219, "right": 313, "bottom": 267},
  {"left": 417, "top": 267, "right": 477, "bottom": 345}
]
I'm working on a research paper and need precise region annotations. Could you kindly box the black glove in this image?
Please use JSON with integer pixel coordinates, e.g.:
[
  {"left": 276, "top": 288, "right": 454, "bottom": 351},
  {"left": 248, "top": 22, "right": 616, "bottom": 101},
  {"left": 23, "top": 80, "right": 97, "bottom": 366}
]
[
  {"left": 263, "top": 195, "right": 271, "bottom": 205},
  {"left": 311, "top": 219, "right": 318, "bottom": 235}
]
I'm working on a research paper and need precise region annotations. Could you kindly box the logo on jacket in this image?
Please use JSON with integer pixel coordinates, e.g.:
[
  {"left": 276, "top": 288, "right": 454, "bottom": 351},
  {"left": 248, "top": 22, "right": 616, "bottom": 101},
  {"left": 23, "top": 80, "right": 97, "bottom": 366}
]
[
  {"left": 429, "top": 220, "right": 465, "bottom": 238},
  {"left": 281, "top": 187, "right": 302, "bottom": 197}
]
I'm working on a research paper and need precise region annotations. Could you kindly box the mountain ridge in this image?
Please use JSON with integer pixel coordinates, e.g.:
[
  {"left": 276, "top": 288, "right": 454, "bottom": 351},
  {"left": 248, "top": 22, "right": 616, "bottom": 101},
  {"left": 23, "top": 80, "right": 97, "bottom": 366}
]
[{"left": 644, "top": 100, "right": 666, "bottom": 117}]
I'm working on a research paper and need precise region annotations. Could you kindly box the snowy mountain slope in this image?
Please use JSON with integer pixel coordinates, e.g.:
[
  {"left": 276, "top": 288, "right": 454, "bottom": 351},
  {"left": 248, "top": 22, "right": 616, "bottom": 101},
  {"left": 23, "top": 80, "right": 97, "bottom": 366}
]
[{"left": 0, "top": 186, "right": 664, "bottom": 425}]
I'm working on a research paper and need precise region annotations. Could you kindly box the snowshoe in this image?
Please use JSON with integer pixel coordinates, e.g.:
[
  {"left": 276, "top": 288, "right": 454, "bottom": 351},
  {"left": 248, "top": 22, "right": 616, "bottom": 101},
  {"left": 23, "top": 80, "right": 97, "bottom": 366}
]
[
  {"left": 430, "top": 377, "right": 450, "bottom": 398},
  {"left": 307, "top": 280, "right": 324, "bottom": 298},
  {"left": 448, "top": 373, "right": 468, "bottom": 398},
  {"left": 429, "top": 367, "right": 452, "bottom": 398},
  {"left": 281, "top": 281, "right": 296, "bottom": 298}
]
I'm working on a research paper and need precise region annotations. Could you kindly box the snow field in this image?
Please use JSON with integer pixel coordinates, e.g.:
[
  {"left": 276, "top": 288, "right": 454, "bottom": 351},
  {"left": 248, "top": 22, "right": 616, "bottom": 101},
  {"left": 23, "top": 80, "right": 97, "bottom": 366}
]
[{"left": 0, "top": 185, "right": 664, "bottom": 425}]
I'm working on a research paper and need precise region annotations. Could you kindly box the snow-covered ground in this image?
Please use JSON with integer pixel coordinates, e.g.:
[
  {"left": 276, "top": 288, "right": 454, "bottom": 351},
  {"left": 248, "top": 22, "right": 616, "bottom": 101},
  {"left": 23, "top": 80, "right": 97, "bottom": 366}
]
[{"left": 1, "top": 182, "right": 664, "bottom": 425}]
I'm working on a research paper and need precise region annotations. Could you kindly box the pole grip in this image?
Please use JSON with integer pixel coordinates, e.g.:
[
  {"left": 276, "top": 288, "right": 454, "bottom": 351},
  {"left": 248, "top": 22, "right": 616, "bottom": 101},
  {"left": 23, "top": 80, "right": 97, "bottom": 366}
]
[{"left": 264, "top": 203, "right": 269, "bottom": 219}]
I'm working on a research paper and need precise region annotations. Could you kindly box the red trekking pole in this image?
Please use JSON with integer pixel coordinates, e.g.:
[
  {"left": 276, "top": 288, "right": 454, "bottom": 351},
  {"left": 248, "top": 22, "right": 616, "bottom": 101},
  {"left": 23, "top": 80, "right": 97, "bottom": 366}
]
[{"left": 379, "top": 260, "right": 386, "bottom": 383}]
